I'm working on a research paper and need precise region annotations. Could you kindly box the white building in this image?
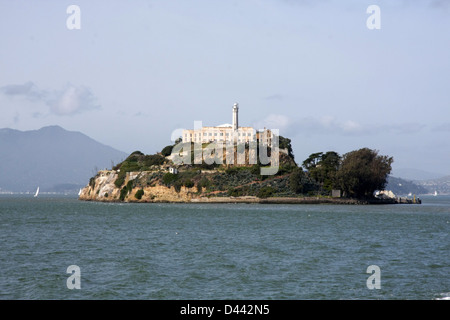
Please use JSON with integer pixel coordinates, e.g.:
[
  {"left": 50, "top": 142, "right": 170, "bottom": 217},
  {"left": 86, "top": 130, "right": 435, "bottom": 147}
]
[
  {"left": 182, "top": 103, "right": 272, "bottom": 146},
  {"left": 169, "top": 167, "right": 178, "bottom": 174}
]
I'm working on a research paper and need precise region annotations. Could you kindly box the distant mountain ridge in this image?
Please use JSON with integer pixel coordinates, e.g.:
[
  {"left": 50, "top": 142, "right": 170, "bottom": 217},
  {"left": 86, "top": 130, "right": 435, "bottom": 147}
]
[
  {"left": 415, "top": 175, "right": 450, "bottom": 195},
  {"left": 385, "top": 176, "right": 428, "bottom": 196},
  {"left": 386, "top": 175, "right": 450, "bottom": 195},
  {"left": 0, "top": 125, "right": 128, "bottom": 192}
]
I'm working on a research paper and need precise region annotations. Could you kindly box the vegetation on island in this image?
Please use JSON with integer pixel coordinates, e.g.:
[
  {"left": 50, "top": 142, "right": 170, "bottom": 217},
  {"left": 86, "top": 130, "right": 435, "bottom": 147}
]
[{"left": 89, "top": 135, "right": 394, "bottom": 202}]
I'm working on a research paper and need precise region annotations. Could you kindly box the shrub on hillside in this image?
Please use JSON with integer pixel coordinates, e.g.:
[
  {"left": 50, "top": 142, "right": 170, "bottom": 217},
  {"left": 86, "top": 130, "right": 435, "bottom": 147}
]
[
  {"left": 183, "top": 179, "right": 194, "bottom": 188},
  {"left": 161, "top": 145, "right": 174, "bottom": 157},
  {"left": 163, "top": 172, "right": 178, "bottom": 186},
  {"left": 135, "top": 189, "right": 144, "bottom": 200},
  {"left": 257, "top": 186, "right": 275, "bottom": 198}
]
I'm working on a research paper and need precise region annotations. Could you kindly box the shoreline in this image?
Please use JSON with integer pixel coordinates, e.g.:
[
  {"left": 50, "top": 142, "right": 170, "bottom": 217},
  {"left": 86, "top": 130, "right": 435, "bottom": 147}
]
[{"left": 78, "top": 196, "right": 403, "bottom": 205}]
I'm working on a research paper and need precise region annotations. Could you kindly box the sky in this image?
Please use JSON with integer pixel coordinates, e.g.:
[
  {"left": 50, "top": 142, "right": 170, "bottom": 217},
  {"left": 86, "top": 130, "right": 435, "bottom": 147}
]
[{"left": 1, "top": 0, "right": 450, "bottom": 177}]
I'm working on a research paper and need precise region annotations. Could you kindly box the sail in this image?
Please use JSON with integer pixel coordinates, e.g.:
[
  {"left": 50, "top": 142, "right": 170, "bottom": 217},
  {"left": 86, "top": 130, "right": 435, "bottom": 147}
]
[{"left": 34, "top": 187, "right": 39, "bottom": 197}]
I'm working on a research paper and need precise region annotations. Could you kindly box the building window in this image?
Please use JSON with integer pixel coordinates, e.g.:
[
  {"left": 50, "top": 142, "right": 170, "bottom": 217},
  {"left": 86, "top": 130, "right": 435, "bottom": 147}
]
[{"left": 204, "top": 133, "right": 207, "bottom": 136}]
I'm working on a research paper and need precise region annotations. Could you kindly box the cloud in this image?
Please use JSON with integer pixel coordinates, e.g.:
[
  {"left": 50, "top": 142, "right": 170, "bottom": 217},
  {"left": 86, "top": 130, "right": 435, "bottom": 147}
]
[
  {"left": 254, "top": 114, "right": 426, "bottom": 137},
  {"left": 254, "top": 114, "right": 292, "bottom": 131},
  {"left": 431, "top": 123, "right": 450, "bottom": 132},
  {"left": 297, "top": 116, "right": 366, "bottom": 136},
  {"left": 380, "top": 123, "right": 426, "bottom": 135},
  {"left": 341, "top": 120, "right": 363, "bottom": 133},
  {"left": 48, "top": 84, "right": 100, "bottom": 116},
  {"left": 0, "top": 81, "right": 43, "bottom": 100},
  {"left": 264, "top": 94, "right": 284, "bottom": 101},
  {"left": 0, "top": 82, "right": 100, "bottom": 116},
  {"left": 430, "top": 0, "right": 450, "bottom": 9},
  {"left": 254, "top": 114, "right": 365, "bottom": 136}
]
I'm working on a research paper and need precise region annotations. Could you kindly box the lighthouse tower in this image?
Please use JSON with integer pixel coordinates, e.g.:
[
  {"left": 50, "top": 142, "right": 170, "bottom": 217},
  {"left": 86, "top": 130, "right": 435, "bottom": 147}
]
[{"left": 232, "top": 103, "right": 239, "bottom": 131}]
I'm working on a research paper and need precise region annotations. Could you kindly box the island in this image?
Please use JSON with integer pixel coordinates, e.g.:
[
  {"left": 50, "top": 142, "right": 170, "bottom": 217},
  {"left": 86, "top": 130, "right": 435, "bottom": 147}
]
[
  {"left": 79, "top": 102, "right": 416, "bottom": 204},
  {"left": 79, "top": 137, "right": 405, "bottom": 204}
]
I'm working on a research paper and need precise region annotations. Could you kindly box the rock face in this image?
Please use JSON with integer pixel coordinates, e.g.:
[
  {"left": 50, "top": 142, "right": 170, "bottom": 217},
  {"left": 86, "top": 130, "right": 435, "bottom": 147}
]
[
  {"left": 79, "top": 170, "right": 195, "bottom": 202},
  {"left": 78, "top": 169, "right": 367, "bottom": 204},
  {"left": 79, "top": 170, "right": 263, "bottom": 203}
]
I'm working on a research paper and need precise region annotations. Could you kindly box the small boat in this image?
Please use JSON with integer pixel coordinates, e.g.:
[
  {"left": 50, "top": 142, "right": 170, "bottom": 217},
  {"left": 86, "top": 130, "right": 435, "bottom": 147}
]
[
  {"left": 78, "top": 188, "right": 82, "bottom": 196},
  {"left": 434, "top": 190, "right": 438, "bottom": 196},
  {"left": 34, "top": 187, "right": 39, "bottom": 197}
]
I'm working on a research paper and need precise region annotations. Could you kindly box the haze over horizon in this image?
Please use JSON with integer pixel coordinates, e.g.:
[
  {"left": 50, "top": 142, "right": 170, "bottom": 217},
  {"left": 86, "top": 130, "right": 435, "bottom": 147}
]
[{"left": 1, "top": 1, "right": 449, "bottom": 176}]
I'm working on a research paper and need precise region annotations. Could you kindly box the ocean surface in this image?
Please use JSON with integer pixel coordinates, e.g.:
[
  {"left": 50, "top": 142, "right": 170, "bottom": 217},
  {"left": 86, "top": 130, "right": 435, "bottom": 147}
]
[{"left": 0, "top": 194, "right": 448, "bottom": 300}]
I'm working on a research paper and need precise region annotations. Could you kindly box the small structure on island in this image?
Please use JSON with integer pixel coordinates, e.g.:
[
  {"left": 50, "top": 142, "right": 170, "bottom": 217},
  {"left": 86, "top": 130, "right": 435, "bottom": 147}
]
[
  {"left": 331, "top": 190, "right": 341, "bottom": 198},
  {"left": 169, "top": 167, "right": 178, "bottom": 174}
]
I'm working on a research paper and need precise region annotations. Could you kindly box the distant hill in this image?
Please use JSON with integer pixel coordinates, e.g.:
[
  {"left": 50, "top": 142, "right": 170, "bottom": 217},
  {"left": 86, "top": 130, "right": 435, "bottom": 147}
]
[
  {"left": 415, "top": 175, "right": 450, "bottom": 195},
  {"left": 385, "top": 176, "right": 428, "bottom": 196},
  {"left": 0, "top": 126, "right": 128, "bottom": 193}
]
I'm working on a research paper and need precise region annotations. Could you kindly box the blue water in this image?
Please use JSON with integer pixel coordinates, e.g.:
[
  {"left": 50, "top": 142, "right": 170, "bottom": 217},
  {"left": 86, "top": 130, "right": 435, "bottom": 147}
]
[{"left": 0, "top": 194, "right": 449, "bottom": 300}]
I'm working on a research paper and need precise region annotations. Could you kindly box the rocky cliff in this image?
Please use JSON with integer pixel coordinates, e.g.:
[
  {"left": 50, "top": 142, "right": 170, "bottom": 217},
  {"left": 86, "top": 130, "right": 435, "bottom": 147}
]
[
  {"left": 79, "top": 170, "right": 195, "bottom": 202},
  {"left": 78, "top": 169, "right": 367, "bottom": 204}
]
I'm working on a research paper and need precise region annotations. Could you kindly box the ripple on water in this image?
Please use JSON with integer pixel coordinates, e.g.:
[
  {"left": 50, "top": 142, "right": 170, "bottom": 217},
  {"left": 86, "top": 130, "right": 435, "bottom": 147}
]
[{"left": 0, "top": 195, "right": 449, "bottom": 299}]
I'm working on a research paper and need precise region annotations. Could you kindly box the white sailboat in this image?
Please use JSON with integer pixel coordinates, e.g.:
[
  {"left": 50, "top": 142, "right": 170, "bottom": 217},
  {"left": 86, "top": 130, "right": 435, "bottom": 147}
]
[
  {"left": 434, "top": 190, "right": 438, "bottom": 196},
  {"left": 34, "top": 187, "right": 39, "bottom": 197},
  {"left": 78, "top": 188, "right": 82, "bottom": 196}
]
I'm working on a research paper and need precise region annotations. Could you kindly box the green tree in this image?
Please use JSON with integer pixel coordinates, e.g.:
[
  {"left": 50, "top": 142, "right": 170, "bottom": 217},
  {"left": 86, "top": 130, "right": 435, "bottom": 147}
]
[
  {"left": 302, "top": 151, "right": 341, "bottom": 193},
  {"left": 183, "top": 179, "right": 194, "bottom": 188},
  {"left": 279, "top": 135, "right": 294, "bottom": 160},
  {"left": 163, "top": 172, "right": 178, "bottom": 186},
  {"left": 257, "top": 186, "right": 275, "bottom": 198},
  {"left": 119, "top": 187, "right": 128, "bottom": 201},
  {"left": 197, "top": 177, "right": 211, "bottom": 193},
  {"left": 319, "top": 151, "right": 340, "bottom": 192},
  {"left": 161, "top": 145, "right": 174, "bottom": 157},
  {"left": 143, "top": 154, "right": 165, "bottom": 167},
  {"left": 336, "top": 148, "right": 393, "bottom": 199},
  {"left": 302, "top": 152, "right": 323, "bottom": 171},
  {"left": 135, "top": 189, "right": 144, "bottom": 200},
  {"left": 127, "top": 151, "right": 144, "bottom": 162},
  {"left": 289, "top": 167, "right": 305, "bottom": 194}
]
